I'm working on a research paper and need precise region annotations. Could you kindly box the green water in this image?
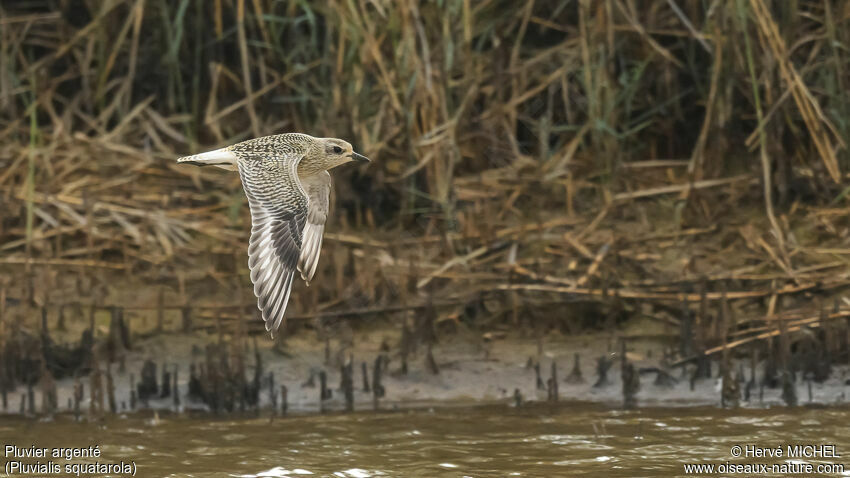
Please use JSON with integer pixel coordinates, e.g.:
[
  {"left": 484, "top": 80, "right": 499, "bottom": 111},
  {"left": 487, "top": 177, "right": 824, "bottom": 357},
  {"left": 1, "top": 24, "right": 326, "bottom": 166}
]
[{"left": 2, "top": 403, "right": 849, "bottom": 477}]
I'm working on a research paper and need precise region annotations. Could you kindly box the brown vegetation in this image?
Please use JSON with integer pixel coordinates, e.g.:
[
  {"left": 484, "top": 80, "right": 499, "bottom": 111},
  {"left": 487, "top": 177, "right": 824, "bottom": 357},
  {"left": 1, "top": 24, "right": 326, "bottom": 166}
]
[{"left": 0, "top": 1, "right": 849, "bottom": 387}]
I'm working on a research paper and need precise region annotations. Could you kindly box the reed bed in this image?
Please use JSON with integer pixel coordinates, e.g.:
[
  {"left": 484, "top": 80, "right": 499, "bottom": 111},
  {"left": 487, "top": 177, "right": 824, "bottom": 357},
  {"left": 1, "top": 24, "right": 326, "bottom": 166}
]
[{"left": 0, "top": 0, "right": 849, "bottom": 401}]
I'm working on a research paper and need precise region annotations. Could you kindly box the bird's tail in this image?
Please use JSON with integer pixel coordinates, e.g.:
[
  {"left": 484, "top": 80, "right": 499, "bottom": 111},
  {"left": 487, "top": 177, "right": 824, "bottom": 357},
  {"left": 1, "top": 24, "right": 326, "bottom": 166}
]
[{"left": 177, "top": 148, "right": 238, "bottom": 171}]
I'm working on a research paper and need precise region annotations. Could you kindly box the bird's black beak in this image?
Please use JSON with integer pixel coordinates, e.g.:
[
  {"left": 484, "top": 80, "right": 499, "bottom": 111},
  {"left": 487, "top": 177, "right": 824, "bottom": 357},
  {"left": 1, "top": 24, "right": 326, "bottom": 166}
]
[{"left": 350, "top": 152, "right": 370, "bottom": 163}]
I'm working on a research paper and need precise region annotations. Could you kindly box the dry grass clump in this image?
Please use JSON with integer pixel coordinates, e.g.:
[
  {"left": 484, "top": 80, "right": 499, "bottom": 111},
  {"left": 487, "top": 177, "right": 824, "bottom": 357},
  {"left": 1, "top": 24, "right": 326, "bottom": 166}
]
[{"left": 0, "top": 1, "right": 848, "bottom": 348}]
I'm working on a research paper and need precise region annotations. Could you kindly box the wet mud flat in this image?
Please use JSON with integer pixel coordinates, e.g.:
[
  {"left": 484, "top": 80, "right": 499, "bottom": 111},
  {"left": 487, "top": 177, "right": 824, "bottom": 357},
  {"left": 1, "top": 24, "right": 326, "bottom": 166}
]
[
  {"left": 3, "top": 258, "right": 850, "bottom": 418},
  {"left": 3, "top": 315, "right": 850, "bottom": 419}
]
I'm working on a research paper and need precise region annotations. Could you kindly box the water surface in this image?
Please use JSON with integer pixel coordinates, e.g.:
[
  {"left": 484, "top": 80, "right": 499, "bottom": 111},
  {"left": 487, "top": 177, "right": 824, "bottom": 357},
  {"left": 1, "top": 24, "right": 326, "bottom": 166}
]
[{"left": 2, "top": 402, "right": 849, "bottom": 477}]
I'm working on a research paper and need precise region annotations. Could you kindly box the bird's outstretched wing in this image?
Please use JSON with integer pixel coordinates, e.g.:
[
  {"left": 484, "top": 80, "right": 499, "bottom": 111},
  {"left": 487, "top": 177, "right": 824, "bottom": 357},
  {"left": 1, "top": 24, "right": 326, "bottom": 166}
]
[
  {"left": 297, "top": 171, "right": 331, "bottom": 285},
  {"left": 238, "top": 154, "right": 310, "bottom": 335}
]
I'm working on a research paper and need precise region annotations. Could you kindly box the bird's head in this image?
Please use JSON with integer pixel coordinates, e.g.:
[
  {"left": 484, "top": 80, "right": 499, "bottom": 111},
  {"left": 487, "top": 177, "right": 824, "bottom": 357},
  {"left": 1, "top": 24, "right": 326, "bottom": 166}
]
[{"left": 312, "top": 138, "right": 370, "bottom": 170}]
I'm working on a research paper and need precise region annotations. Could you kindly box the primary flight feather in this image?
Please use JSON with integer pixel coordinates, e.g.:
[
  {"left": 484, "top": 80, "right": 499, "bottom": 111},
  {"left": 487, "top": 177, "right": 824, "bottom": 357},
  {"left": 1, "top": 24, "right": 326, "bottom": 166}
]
[{"left": 177, "top": 133, "right": 370, "bottom": 336}]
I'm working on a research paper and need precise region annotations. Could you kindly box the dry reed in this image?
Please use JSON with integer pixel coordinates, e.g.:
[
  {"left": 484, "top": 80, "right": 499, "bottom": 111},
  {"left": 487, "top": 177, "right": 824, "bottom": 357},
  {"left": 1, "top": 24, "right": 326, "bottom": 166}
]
[{"left": 0, "top": 1, "right": 848, "bottom": 357}]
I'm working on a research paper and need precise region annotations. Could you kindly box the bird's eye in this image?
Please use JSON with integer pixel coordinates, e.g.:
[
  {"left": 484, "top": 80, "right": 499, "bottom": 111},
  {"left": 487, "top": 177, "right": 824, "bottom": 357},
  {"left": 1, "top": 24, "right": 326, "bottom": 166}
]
[{"left": 332, "top": 146, "right": 343, "bottom": 154}]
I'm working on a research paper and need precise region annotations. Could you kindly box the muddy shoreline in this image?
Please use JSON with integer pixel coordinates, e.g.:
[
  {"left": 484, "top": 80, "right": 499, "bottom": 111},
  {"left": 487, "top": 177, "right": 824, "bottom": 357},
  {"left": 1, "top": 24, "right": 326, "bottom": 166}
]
[{"left": 4, "top": 322, "right": 850, "bottom": 419}]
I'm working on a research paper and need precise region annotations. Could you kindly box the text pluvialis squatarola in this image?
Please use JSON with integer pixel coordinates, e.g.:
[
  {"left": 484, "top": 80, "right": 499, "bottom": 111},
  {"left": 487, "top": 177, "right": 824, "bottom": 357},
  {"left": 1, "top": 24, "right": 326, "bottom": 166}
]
[{"left": 178, "top": 133, "right": 370, "bottom": 336}]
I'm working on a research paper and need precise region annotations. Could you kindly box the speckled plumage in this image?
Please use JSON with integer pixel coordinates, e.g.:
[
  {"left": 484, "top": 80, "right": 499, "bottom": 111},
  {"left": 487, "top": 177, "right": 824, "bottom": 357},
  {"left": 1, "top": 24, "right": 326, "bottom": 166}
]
[{"left": 177, "top": 133, "right": 370, "bottom": 336}]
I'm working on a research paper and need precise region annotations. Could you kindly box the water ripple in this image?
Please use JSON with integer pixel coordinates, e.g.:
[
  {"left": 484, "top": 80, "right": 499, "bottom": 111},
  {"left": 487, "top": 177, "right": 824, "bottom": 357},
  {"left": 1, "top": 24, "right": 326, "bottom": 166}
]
[{"left": 3, "top": 403, "right": 848, "bottom": 477}]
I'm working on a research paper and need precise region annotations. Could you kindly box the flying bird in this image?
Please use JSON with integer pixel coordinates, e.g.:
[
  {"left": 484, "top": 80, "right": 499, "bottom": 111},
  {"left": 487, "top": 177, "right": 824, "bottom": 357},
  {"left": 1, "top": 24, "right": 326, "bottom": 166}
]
[{"left": 177, "top": 133, "right": 370, "bottom": 336}]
